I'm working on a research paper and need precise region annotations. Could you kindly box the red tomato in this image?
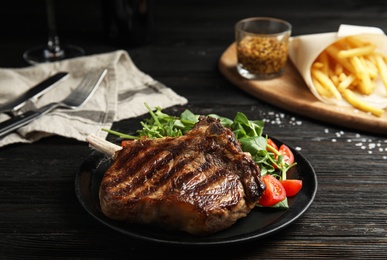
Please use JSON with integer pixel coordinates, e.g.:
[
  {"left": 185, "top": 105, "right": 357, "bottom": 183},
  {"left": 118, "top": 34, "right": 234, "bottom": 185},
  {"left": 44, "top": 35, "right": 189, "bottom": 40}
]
[
  {"left": 121, "top": 140, "right": 133, "bottom": 146},
  {"left": 267, "top": 138, "right": 279, "bottom": 168},
  {"left": 258, "top": 174, "right": 286, "bottom": 207},
  {"left": 279, "top": 144, "right": 294, "bottom": 165},
  {"left": 281, "top": 179, "right": 302, "bottom": 197},
  {"left": 267, "top": 138, "right": 278, "bottom": 151}
]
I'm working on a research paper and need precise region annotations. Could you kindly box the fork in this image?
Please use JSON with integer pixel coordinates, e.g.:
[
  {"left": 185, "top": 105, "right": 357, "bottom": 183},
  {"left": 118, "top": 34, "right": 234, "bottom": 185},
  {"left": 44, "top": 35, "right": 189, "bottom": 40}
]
[{"left": 0, "top": 68, "right": 107, "bottom": 138}]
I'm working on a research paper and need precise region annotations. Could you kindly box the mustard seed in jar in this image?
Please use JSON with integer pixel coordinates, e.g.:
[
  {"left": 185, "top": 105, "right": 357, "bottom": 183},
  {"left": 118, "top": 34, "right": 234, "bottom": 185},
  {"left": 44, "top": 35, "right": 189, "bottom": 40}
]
[
  {"left": 235, "top": 17, "right": 291, "bottom": 80},
  {"left": 237, "top": 36, "right": 288, "bottom": 75}
]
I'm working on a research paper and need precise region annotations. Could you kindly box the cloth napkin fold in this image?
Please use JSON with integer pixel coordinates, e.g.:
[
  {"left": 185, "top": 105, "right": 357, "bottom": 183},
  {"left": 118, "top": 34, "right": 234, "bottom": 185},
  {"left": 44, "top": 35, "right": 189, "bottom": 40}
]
[{"left": 0, "top": 50, "right": 188, "bottom": 148}]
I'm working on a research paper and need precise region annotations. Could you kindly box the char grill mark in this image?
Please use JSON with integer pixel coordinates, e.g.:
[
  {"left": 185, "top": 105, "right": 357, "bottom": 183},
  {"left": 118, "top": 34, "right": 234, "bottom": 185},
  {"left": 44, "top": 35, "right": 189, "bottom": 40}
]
[
  {"left": 172, "top": 158, "right": 211, "bottom": 191},
  {"left": 105, "top": 132, "right": 206, "bottom": 197},
  {"left": 99, "top": 116, "right": 265, "bottom": 235},
  {"left": 105, "top": 139, "right": 195, "bottom": 199}
]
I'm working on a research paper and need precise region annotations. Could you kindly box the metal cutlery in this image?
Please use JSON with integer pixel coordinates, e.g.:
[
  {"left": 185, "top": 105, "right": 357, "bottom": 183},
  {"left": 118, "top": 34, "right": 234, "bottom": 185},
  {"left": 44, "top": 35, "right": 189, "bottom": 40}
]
[
  {"left": 0, "top": 72, "right": 69, "bottom": 115},
  {"left": 0, "top": 68, "right": 107, "bottom": 138}
]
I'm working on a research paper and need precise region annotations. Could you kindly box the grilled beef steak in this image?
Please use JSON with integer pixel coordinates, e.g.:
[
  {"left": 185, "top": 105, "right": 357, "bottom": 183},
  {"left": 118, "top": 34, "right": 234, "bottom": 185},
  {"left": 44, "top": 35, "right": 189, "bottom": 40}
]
[{"left": 99, "top": 116, "right": 265, "bottom": 235}]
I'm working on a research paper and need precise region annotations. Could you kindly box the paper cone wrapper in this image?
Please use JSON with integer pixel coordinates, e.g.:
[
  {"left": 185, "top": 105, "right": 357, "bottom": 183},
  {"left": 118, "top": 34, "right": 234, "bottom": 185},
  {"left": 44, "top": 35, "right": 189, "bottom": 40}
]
[{"left": 288, "top": 24, "right": 387, "bottom": 109}]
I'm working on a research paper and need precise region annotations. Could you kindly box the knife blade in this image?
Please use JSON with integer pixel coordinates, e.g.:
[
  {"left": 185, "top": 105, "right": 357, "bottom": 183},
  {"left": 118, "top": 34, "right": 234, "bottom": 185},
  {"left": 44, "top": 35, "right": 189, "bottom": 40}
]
[{"left": 0, "top": 72, "right": 68, "bottom": 115}]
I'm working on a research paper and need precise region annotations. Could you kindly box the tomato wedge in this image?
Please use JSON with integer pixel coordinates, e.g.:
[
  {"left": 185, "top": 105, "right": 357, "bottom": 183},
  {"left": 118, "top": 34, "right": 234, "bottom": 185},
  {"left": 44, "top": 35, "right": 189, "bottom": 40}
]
[
  {"left": 281, "top": 179, "right": 302, "bottom": 197},
  {"left": 258, "top": 174, "right": 286, "bottom": 207},
  {"left": 266, "top": 138, "right": 278, "bottom": 151},
  {"left": 267, "top": 138, "right": 279, "bottom": 169},
  {"left": 267, "top": 139, "right": 295, "bottom": 169},
  {"left": 121, "top": 140, "right": 133, "bottom": 146},
  {"left": 279, "top": 144, "right": 294, "bottom": 165}
]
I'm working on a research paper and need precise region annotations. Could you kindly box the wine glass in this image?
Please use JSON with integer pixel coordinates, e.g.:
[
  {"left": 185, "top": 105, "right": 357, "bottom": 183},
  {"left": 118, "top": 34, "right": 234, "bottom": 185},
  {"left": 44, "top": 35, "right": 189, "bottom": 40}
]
[{"left": 23, "top": 0, "right": 85, "bottom": 65}]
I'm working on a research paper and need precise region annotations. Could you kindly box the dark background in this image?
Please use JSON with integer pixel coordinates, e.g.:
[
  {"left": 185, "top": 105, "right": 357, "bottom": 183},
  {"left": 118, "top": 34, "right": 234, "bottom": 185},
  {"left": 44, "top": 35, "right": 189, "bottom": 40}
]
[{"left": 2, "top": 0, "right": 387, "bottom": 68}]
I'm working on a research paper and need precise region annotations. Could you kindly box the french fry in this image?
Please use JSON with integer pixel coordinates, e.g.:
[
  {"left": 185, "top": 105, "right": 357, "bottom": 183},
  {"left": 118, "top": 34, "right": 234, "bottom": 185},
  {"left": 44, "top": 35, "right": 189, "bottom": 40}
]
[
  {"left": 345, "top": 36, "right": 372, "bottom": 48},
  {"left": 330, "top": 74, "right": 340, "bottom": 86},
  {"left": 338, "top": 74, "right": 356, "bottom": 91},
  {"left": 337, "top": 44, "right": 375, "bottom": 58},
  {"left": 317, "top": 51, "right": 330, "bottom": 75},
  {"left": 311, "top": 68, "right": 342, "bottom": 100},
  {"left": 312, "top": 77, "right": 333, "bottom": 98},
  {"left": 350, "top": 56, "right": 366, "bottom": 76},
  {"left": 341, "top": 89, "right": 384, "bottom": 117},
  {"left": 350, "top": 55, "right": 373, "bottom": 95},
  {"left": 338, "top": 72, "right": 347, "bottom": 82},
  {"left": 310, "top": 35, "right": 387, "bottom": 117},
  {"left": 312, "top": 62, "right": 324, "bottom": 69},
  {"left": 364, "top": 58, "right": 378, "bottom": 79},
  {"left": 334, "top": 63, "right": 344, "bottom": 75},
  {"left": 325, "top": 44, "right": 356, "bottom": 74},
  {"left": 375, "top": 53, "right": 387, "bottom": 92}
]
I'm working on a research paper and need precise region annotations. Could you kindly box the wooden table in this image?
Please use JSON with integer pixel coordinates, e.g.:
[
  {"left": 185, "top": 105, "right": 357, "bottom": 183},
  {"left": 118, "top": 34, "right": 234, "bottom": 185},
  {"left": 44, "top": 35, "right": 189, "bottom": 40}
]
[{"left": 1, "top": 0, "right": 386, "bottom": 258}]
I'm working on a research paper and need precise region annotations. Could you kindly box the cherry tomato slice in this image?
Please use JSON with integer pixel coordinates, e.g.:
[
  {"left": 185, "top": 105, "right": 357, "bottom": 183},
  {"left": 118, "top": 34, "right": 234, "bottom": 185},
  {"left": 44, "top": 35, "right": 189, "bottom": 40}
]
[
  {"left": 266, "top": 138, "right": 278, "bottom": 151},
  {"left": 258, "top": 174, "right": 286, "bottom": 207},
  {"left": 121, "top": 140, "right": 133, "bottom": 146},
  {"left": 267, "top": 138, "right": 279, "bottom": 168},
  {"left": 281, "top": 179, "right": 302, "bottom": 197},
  {"left": 279, "top": 144, "right": 294, "bottom": 165}
]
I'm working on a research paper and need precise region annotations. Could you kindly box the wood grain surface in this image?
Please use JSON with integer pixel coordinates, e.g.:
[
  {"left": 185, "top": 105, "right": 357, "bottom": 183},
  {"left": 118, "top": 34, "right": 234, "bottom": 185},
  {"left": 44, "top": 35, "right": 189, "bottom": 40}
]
[{"left": 219, "top": 42, "right": 387, "bottom": 134}]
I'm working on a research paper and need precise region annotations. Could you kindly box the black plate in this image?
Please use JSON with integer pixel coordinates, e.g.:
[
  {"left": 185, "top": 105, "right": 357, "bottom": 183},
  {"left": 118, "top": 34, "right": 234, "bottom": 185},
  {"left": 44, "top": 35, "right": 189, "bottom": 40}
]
[{"left": 75, "top": 138, "right": 317, "bottom": 246}]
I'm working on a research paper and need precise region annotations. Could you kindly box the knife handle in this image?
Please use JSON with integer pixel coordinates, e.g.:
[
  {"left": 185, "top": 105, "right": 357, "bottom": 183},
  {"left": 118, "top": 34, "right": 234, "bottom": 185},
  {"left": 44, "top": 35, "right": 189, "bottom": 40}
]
[{"left": 0, "top": 103, "right": 57, "bottom": 138}]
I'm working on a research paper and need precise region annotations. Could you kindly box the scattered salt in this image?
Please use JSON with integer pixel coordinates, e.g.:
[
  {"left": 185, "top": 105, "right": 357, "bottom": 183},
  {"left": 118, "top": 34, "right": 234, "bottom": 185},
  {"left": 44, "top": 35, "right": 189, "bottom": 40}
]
[{"left": 261, "top": 113, "right": 387, "bottom": 158}]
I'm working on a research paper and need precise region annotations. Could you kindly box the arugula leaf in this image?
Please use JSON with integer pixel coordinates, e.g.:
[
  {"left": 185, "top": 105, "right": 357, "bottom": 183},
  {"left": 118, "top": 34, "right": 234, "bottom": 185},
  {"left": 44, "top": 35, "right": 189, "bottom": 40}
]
[
  {"left": 176, "top": 109, "right": 199, "bottom": 133},
  {"left": 231, "top": 112, "right": 264, "bottom": 139},
  {"left": 207, "top": 114, "right": 233, "bottom": 128}
]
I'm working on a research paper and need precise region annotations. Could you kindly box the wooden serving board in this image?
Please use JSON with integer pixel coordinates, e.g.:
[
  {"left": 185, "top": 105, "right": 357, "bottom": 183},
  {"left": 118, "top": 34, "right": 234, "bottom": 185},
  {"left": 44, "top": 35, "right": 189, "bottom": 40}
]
[{"left": 218, "top": 42, "right": 387, "bottom": 135}]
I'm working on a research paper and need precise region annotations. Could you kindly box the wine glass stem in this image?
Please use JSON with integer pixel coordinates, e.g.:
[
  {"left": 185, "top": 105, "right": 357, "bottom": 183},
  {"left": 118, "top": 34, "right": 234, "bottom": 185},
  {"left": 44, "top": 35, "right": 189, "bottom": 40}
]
[{"left": 45, "top": 0, "right": 64, "bottom": 59}]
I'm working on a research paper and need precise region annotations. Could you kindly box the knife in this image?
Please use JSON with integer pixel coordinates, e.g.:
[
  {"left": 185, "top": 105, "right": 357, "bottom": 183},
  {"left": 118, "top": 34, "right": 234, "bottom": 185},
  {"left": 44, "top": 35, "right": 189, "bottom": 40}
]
[{"left": 0, "top": 72, "right": 68, "bottom": 115}]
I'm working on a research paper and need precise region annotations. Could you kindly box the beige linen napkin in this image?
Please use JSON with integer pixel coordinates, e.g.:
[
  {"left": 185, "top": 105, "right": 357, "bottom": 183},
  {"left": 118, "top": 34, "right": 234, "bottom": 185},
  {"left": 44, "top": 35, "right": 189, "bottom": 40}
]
[{"left": 0, "top": 50, "right": 188, "bottom": 148}]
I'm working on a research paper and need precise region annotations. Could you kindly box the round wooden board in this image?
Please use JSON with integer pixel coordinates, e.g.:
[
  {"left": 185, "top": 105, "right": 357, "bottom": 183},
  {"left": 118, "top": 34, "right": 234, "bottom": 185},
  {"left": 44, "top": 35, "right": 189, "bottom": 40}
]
[{"left": 218, "top": 42, "right": 387, "bottom": 135}]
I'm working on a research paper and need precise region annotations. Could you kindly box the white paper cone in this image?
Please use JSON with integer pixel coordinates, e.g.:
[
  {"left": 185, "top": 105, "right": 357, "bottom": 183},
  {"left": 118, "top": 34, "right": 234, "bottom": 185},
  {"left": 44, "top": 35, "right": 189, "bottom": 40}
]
[{"left": 288, "top": 24, "right": 387, "bottom": 108}]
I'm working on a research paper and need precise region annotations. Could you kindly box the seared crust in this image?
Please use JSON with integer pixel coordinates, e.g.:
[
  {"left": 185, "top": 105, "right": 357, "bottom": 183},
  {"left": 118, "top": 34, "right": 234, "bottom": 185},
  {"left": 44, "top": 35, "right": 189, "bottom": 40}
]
[{"left": 99, "top": 116, "right": 265, "bottom": 235}]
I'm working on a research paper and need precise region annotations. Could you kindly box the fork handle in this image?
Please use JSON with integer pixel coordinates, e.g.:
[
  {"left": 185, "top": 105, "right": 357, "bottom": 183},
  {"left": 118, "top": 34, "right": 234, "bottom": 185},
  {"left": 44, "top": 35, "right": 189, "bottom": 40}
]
[{"left": 0, "top": 103, "right": 58, "bottom": 138}]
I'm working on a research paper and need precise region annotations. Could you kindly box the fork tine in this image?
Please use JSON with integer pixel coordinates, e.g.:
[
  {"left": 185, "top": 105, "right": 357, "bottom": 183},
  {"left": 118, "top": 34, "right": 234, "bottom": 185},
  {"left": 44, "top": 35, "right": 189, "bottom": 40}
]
[{"left": 66, "top": 68, "right": 107, "bottom": 108}]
